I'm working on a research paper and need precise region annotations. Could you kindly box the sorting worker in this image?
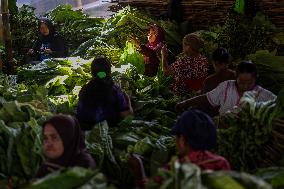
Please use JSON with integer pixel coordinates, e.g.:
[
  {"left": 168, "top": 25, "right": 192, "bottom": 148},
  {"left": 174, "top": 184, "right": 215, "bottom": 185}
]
[
  {"left": 36, "top": 115, "right": 96, "bottom": 178},
  {"left": 176, "top": 61, "right": 276, "bottom": 115},
  {"left": 128, "top": 109, "right": 231, "bottom": 188},
  {"left": 77, "top": 57, "right": 133, "bottom": 131},
  {"left": 162, "top": 33, "right": 209, "bottom": 96}
]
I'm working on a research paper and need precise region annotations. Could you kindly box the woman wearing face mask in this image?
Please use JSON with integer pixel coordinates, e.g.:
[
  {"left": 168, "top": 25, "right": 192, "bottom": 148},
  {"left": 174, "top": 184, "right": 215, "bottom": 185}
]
[
  {"left": 162, "top": 33, "right": 209, "bottom": 96},
  {"left": 27, "top": 18, "right": 67, "bottom": 64},
  {"left": 35, "top": 115, "right": 96, "bottom": 178},
  {"left": 130, "top": 24, "right": 167, "bottom": 77}
]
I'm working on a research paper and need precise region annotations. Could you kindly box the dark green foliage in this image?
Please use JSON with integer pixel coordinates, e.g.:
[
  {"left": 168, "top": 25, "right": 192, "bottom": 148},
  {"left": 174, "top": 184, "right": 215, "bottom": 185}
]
[
  {"left": 217, "top": 91, "right": 284, "bottom": 171},
  {"left": 27, "top": 167, "right": 95, "bottom": 189},
  {"left": 247, "top": 50, "right": 284, "bottom": 94},
  {"left": 10, "top": 5, "right": 38, "bottom": 65},
  {"left": 46, "top": 4, "right": 104, "bottom": 54},
  {"left": 219, "top": 12, "right": 277, "bottom": 60},
  {"left": 9, "top": 0, "right": 18, "bottom": 15},
  {"left": 256, "top": 167, "right": 284, "bottom": 189}
]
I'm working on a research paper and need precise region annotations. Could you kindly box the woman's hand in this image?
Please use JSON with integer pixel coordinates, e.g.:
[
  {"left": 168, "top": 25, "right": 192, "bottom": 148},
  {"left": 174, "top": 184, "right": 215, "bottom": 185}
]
[
  {"left": 128, "top": 154, "right": 147, "bottom": 188},
  {"left": 129, "top": 35, "right": 140, "bottom": 49},
  {"left": 27, "top": 49, "right": 34, "bottom": 54}
]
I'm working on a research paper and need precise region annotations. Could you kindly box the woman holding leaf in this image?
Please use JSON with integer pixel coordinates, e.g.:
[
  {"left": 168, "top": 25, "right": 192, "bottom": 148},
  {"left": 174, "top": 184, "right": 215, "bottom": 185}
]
[
  {"left": 162, "top": 33, "right": 209, "bottom": 96},
  {"left": 130, "top": 24, "right": 167, "bottom": 77}
]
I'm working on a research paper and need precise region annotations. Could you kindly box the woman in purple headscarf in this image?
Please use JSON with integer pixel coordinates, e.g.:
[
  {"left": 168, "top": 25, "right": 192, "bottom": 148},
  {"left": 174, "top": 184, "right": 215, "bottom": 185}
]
[
  {"left": 131, "top": 24, "right": 167, "bottom": 77},
  {"left": 35, "top": 115, "right": 96, "bottom": 178}
]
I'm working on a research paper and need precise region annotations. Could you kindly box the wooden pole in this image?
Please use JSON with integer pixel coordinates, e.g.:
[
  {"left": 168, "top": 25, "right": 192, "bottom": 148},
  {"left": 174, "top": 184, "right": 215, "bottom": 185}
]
[
  {"left": 1, "top": 0, "right": 14, "bottom": 74},
  {"left": 0, "top": 55, "right": 2, "bottom": 73},
  {"left": 0, "top": 14, "right": 3, "bottom": 72}
]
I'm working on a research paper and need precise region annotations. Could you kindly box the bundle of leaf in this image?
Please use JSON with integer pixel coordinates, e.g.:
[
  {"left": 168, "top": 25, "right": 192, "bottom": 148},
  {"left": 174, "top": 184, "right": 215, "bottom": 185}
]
[
  {"left": 247, "top": 50, "right": 284, "bottom": 94},
  {"left": 85, "top": 120, "right": 175, "bottom": 188},
  {"left": 28, "top": 167, "right": 114, "bottom": 189},
  {"left": 217, "top": 89, "right": 284, "bottom": 171},
  {"left": 147, "top": 161, "right": 272, "bottom": 189},
  {"left": 73, "top": 6, "right": 181, "bottom": 64},
  {"left": 46, "top": 4, "right": 104, "bottom": 53},
  {"left": 0, "top": 106, "right": 49, "bottom": 188},
  {"left": 112, "top": 66, "right": 175, "bottom": 99},
  {"left": 218, "top": 12, "right": 277, "bottom": 60},
  {"left": 17, "top": 57, "right": 92, "bottom": 93},
  {"left": 255, "top": 167, "right": 284, "bottom": 189},
  {"left": 10, "top": 5, "right": 38, "bottom": 65}
]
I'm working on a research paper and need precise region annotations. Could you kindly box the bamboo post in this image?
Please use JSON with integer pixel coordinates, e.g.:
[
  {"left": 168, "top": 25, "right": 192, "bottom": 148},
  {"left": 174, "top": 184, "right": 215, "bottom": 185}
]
[
  {"left": 1, "top": 0, "right": 14, "bottom": 74},
  {"left": 0, "top": 56, "right": 2, "bottom": 73},
  {"left": 0, "top": 13, "right": 3, "bottom": 72}
]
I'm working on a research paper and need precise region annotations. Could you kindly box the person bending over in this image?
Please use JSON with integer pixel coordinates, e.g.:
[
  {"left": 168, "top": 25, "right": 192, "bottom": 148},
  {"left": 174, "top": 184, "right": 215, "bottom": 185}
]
[{"left": 77, "top": 57, "right": 133, "bottom": 131}]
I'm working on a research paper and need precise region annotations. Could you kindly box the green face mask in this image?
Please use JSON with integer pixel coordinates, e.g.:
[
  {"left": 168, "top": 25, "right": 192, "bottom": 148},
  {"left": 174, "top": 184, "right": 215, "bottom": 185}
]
[{"left": 97, "top": 71, "right": 107, "bottom": 79}]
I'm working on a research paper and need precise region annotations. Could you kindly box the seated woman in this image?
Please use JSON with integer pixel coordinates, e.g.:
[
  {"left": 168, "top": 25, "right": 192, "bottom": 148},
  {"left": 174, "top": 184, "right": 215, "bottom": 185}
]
[
  {"left": 36, "top": 115, "right": 95, "bottom": 178},
  {"left": 200, "top": 47, "right": 236, "bottom": 116},
  {"left": 27, "top": 18, "right": 67, "bottom": 63},
  {"left": 176, "top": 61, "right": 276, "bottom": 115},
  {"left": 77, "top": 57, "right": 133, "bottom": 131},
  {"left": 162, "top": 33, "right": 209, "bottom": 96},
  {"left": 128, "top": 109, "right": 230, "bottom": 188},
  {"left": 202, "top": 47, "right": 236, "bottom": 93},
  {"left": 130, "top": 24, "right": 167, "bottom": 77}
]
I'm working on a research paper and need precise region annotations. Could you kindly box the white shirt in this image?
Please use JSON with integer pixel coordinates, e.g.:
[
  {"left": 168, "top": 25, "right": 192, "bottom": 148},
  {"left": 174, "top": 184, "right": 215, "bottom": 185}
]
[{"left": 206, "top": 80, "right": 276, "bottom": 114}]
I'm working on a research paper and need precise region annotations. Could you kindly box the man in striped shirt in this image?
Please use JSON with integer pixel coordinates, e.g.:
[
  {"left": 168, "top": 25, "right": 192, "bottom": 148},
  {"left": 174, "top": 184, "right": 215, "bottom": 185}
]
[{"left": 176, "top": 61, "right": 276, "bottom": 115}]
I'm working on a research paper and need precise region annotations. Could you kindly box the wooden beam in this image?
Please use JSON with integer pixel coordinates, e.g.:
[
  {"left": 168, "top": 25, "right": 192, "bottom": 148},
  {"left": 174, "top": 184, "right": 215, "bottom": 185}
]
[{"left": 1, "top": 0, "right": 15, "bottom": 74}]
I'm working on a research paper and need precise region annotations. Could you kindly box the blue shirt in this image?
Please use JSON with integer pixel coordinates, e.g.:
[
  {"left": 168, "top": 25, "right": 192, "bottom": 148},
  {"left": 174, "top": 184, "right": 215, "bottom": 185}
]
[{"left": 77, "top": 84, "right": 129, "bottom": 130}]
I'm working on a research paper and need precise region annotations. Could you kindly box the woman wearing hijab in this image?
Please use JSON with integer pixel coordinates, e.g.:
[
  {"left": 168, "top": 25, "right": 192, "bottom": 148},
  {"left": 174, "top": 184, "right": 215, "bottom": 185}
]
[
  {"left": 27, "top": 18, "right": 67, "bottom": 63},
  {"left": 77, "top": 57, "right": 133, "bottom": 131},
  {"left": 131, "top": 24, "right": 167, "bottom": 77},
  {"left": 162, "top": 33, "right": 209, "bottom": 96},
  {"left": 36, "top": 115, "right": 96, "bottom": 178}
]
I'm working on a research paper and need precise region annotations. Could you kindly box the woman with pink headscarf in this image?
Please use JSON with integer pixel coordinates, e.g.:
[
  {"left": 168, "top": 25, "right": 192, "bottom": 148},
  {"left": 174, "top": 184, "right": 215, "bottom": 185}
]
[{"left": 131, "top": 24, "right": 167, "bottom": 77}]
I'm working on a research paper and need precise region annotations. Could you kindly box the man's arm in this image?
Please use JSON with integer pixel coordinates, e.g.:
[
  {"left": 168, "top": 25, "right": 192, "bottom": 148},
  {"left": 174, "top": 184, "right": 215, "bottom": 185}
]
[{"left": 176, "top": 94, "right": 212, "bottom": 112}]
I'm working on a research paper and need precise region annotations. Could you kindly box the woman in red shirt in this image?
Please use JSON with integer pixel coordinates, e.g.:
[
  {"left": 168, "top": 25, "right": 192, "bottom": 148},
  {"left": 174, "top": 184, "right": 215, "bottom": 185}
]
[
  {"left": 162, "top": 33, "right": 208, "bottom": 96},
  {"left": 131, "top": 24, "right": 167, "bottom": 77},
  {"left": 128, "top": 109, "right": 230, "bottom": 188}
]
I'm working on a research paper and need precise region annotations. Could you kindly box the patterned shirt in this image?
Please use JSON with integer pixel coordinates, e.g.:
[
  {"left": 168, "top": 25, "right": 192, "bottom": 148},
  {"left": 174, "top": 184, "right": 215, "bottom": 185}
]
[
  {"left": 206, "top": 80, "right": 276, "bottom": 114},
  {"left": 170, "top": 55, "right": 208, "bottom": 96}
]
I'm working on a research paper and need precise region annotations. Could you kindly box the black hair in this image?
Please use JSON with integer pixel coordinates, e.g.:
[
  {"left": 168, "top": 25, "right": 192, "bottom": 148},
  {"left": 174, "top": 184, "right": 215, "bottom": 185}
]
[
  {"left": 236, "top": 60, "right": 257, "bottom": 77},
  {"left": 90, "top": 57, "right": 111, "bottom": 78},
  {"left": 80, "top": 57, "right": 113, "bottom": 107},
  {"left": 212, "top": 47, "right": 230, "bottom": 64}
]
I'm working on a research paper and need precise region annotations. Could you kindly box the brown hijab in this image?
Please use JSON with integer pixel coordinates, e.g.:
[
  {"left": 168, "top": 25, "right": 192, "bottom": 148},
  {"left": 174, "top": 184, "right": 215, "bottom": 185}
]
[{"left": 42, "top": 114, "right": 86, "bottom": 166}]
